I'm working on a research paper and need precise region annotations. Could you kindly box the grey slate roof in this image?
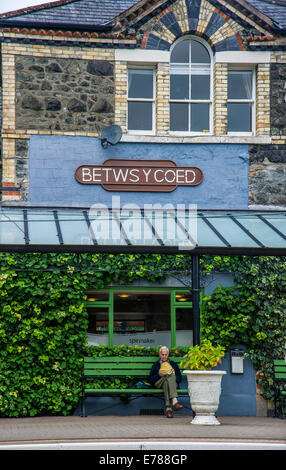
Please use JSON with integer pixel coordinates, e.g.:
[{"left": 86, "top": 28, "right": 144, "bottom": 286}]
[
  {"left": 246, "top": 0, "right": 286, "bottom": 29},
  {"left": 0, "top": 0, "right": 139, "bottom": 26},
  {"left": 1, "top": 0, "right": 286, "bottom": 31}
]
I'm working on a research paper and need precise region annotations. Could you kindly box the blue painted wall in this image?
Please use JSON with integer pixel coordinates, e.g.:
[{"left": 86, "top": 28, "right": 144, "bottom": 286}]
[
  {"left": 28, "top": 135, "right": 249, "bottom": 209},
  {"left": 215, "top": 345, "right": 257, "bottom": 416}
]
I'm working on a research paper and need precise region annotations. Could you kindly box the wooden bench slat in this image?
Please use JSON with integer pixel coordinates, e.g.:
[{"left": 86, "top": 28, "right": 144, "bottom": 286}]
[
  {"left": 84, "top": 356, "right": 183, "bottom": 363},
  {"left": 84, "top": 388, "right": 189, "bottom": 394},
  {"left": 84, "top": 356, "right": 158, "bottom": 363},
  {"left": 85, "top": 363, "right": 155, "bottom": 370},
  {"left": 84, "top": 367, "right": 152, "bottom": 372},
  {"left": 84, "top": 369, "right": 185, "bottom": 376},
  {"left": 274, "top": 366, "right": 286, "bottom": 372},
  {"left": 274, "top": 373, "right": 286, "bottom": 379},
  {"left": 274, "top": 360, "right": 286, "bottom": 366},
  {"left": 84, "top": 370, "right": 150, "bottom": 376}
]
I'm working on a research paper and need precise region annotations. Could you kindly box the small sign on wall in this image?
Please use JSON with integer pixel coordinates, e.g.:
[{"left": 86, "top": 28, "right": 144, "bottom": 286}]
[{"left": 230, "top": 348, "right": 245, "bottom": 374}]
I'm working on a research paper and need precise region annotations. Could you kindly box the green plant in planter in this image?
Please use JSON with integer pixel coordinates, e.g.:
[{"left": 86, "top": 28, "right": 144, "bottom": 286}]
[{"left": 180, "top": 340, "right": 225, "bottom": 370}]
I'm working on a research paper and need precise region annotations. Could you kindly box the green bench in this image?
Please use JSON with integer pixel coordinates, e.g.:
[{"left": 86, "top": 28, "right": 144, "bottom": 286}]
[
  {"left": 81, "top": 356, "right": 189, "bottom": 417},
  {"left": 273, "top": 359, "right": 286, "bottom": 419}
]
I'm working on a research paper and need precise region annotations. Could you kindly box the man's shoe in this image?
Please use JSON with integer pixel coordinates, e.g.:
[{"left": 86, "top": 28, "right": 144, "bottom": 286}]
[
  {"left": 166, "top": 410, "right": 173, "bottom": 418},
  {"left": 173, "top": 402, "right": 183, "bottom": 411}
]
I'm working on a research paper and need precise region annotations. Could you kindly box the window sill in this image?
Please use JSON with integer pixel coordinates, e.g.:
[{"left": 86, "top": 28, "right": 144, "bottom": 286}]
[{"left": 121, "top": 134, "right": 271, "bottom": 144}]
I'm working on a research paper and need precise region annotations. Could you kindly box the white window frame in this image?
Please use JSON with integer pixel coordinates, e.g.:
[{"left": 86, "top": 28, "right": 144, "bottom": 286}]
[
  {"left": 127, "top": 66, "right": 156, "bottom": 135},
  {"left": 227, "top": 65, "right": 256, "bottom": 136},
  {"left": 169, "top": 36, "right": 213, "bottom": 136}
]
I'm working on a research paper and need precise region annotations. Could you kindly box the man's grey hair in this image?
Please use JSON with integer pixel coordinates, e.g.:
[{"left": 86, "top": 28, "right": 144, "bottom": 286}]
[{"left": 159, "top": 346, "right": 169, "bottom": 355}]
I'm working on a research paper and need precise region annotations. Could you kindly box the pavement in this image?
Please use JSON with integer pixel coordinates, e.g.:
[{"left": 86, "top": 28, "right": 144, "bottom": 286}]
[{"left": 0, "top": 414, "right": 285, "bottom": 450}]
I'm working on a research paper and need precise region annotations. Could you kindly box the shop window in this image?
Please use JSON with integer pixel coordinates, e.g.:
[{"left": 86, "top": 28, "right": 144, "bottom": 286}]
[
  {"left": 114, "top": 291, "right": 171, "bottom": 347},
  {"left": 86, "top": 291, "right": 109, "bottom": 302},
  {"left": 127, "top": 68, "right": 155, "bottom": 133},
  {"left": 227, "top": 69, "right": 255, "bottom": 134},
  {"left": 86, "top": 289, "right": 194, "bottom": 348},
  {"left": 170, "top": 37, "right": 212, "bottom": 134}
]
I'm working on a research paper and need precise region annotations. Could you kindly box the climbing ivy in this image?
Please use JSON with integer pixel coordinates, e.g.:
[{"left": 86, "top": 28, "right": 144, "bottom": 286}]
[
  {"left": 0, "top": 252, "right": 189, "bottom": 417},
  {"left": 201, "top": 255, "right": 286, "bottom": 404},
  {"left": 0, "top": 252, "right": 285, "bottom": 416}
]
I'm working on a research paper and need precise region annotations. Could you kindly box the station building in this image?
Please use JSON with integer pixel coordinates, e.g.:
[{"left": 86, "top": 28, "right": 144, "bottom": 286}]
[{"left": 1, "top": 0, "right": 286, "bottom": 416}]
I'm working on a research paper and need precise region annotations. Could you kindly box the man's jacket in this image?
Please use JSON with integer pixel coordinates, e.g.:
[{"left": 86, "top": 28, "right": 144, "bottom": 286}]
[{"left": 148, "top": 359, "right": 182, "bottom": 387}]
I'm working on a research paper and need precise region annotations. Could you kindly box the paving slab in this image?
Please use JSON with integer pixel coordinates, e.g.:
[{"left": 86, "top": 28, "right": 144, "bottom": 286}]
[{"left": 0, "top": 415, "right": 285, "bottom": 445}]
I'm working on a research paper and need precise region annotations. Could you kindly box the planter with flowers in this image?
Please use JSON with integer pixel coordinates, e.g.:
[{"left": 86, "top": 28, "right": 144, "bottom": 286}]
[{"left": 180, "top": 340, "right": 226, "bottom": 425}]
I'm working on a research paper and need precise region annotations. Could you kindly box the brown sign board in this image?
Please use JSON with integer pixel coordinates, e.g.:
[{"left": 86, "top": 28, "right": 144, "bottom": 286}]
[{"left": 75, "top": 159, "right": 204, "bottom": 192}]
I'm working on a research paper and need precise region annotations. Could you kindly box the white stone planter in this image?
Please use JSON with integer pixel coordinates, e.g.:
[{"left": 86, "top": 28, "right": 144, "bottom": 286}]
[{"left": 183, "top": 370, "right": 226, "bottom": 425}]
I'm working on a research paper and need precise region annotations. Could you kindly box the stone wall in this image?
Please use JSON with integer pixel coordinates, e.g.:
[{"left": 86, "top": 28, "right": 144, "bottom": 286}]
[
  {"left": 270, "top": 63, "right": 286, "bottom": 137},
  {"left": 15, "top": 55, "right": 115, "bottom": 133},
  {"left": 249, "top": 145, "right": 286, "bottom": 207},
  {"left": 248, "top": 63, "right": 286, "bottom": 207},
  {"left": 15, "top": 139, "right": 29, "bottom": 202}
]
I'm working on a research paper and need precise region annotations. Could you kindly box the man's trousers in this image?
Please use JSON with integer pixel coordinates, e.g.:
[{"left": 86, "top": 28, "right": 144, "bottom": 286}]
[{"left": 155, "top": 374, "right": 178, "bottom": 408}]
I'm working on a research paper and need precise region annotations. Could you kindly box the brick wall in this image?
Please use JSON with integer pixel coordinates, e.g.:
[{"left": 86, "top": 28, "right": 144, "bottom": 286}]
[{"left": 214, "top": 63, "right": 228, "bottom": 135}]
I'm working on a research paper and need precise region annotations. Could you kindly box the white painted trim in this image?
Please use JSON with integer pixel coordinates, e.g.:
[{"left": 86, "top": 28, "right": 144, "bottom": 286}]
[
  {"left": 115, "top": 49, "right": 271, "bottom": 64},
  {"left": 215, "top": 51, "right": 271, "bottom": 63},
  {"left": 115, "top": 49, "right": 170, "bottom": 62},
  {"left": 121, "top": 134, "right": 272, "bottom": 144}
]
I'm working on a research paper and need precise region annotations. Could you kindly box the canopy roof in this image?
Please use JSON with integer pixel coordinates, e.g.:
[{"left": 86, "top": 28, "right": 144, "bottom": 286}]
[{"left": 1, "top": 207, "right": 286, "bottom": 256}]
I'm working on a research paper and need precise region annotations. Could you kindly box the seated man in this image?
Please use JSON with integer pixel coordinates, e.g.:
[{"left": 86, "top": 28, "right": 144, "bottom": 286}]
[{"left": 148, "top": 346, "right": 183, "bottom": 418}]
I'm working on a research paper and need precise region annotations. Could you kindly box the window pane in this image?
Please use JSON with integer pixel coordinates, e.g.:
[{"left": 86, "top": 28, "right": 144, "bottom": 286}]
[
  {"left": 191, "top": 40, "right": 210, "bottom": 64},
  {"left": 86, "top": 291, "right": 109, "bottom": 302},
  {"left": 170, "top": 39, "right": 189, "bottom": 63},
  {"left": 228, "top": 71, "right": 252, "bottom": 99},
  {"left": 176, "top": 307, "right": 193, "bottom": 346},
  {"left": 191, "top": 74, "right": 210, "bottom": 99},
  {"left": 128, "top": 69, "right": 153, "bottom": 99},
  {"left": 228, "top": 103, "right": 252, "bottom": 132},
  {"left": 190, "top": 103, "right": 209, "bottom": 132},
  {"left": 114, "top": 292, "right": 171, "bottom": 348},
  {"left": 170, "top": 74, "right": 189, "bottom": 99},
  {"left": 87, "top": 307, "right": 109, "bottom": 345},
  {"left": 170, "top": 102, "right": 189, "bottom": 131},
  {"left": 175, "top": 292, "right": 192, "bottom": 303},
  {"left": 128, "top": 102, "right": 153, "bottom": 131}
]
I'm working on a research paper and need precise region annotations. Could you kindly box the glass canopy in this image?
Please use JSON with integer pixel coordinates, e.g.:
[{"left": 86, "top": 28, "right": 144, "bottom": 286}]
[{"left": 0, "top": 207, "right": 285, "bottom": 255}]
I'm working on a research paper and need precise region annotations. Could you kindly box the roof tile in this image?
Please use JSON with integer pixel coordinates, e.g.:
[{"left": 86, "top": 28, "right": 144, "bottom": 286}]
[
  {"left": 0, "top": 0, "right": 140, "bottom": 26},
  {"left": 245, "top": 0, "right": 286, "bottom": 29}
]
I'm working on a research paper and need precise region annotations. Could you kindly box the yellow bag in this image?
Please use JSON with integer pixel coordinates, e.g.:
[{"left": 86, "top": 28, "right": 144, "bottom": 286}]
[{"left": 160, "top": 361, "right": 174, "bottom": 375}]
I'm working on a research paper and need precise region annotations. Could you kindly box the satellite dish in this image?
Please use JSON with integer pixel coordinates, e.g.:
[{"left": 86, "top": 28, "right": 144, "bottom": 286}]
[{"left": 100, "top": 124, "right": 122, "bottom": 149}]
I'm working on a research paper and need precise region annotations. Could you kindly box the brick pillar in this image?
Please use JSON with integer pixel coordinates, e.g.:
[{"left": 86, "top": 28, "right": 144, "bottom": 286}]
[
  {"left": 1, "top": 47, "right": 20, "bottom": 200},
  {"left": 214, "top": 62, "right": 228, "bottom": 135},
  {"left": 256, "top": 64, "right": 270, "bottom": 136},
  {"left": 156, "top": 62, "right": 170, "bottom": 136},
  {"left": 114, "top": 61, "right": 128, "bottom": 134}
]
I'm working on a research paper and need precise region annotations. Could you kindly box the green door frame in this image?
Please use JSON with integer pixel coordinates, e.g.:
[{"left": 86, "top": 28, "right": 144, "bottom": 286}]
[{"left": 86, "top": 286, "right": 202, "bottom": 347}]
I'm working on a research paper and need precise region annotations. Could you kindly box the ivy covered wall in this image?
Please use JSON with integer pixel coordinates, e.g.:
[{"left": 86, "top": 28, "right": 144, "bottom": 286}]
[{"left": 0, "top": 252, "right": 285, "bottom": 417}]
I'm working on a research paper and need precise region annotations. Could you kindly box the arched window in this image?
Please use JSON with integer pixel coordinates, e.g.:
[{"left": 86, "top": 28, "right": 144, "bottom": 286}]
[{"left": 170, "top": 37, "right": 212, "bottom": 134}]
